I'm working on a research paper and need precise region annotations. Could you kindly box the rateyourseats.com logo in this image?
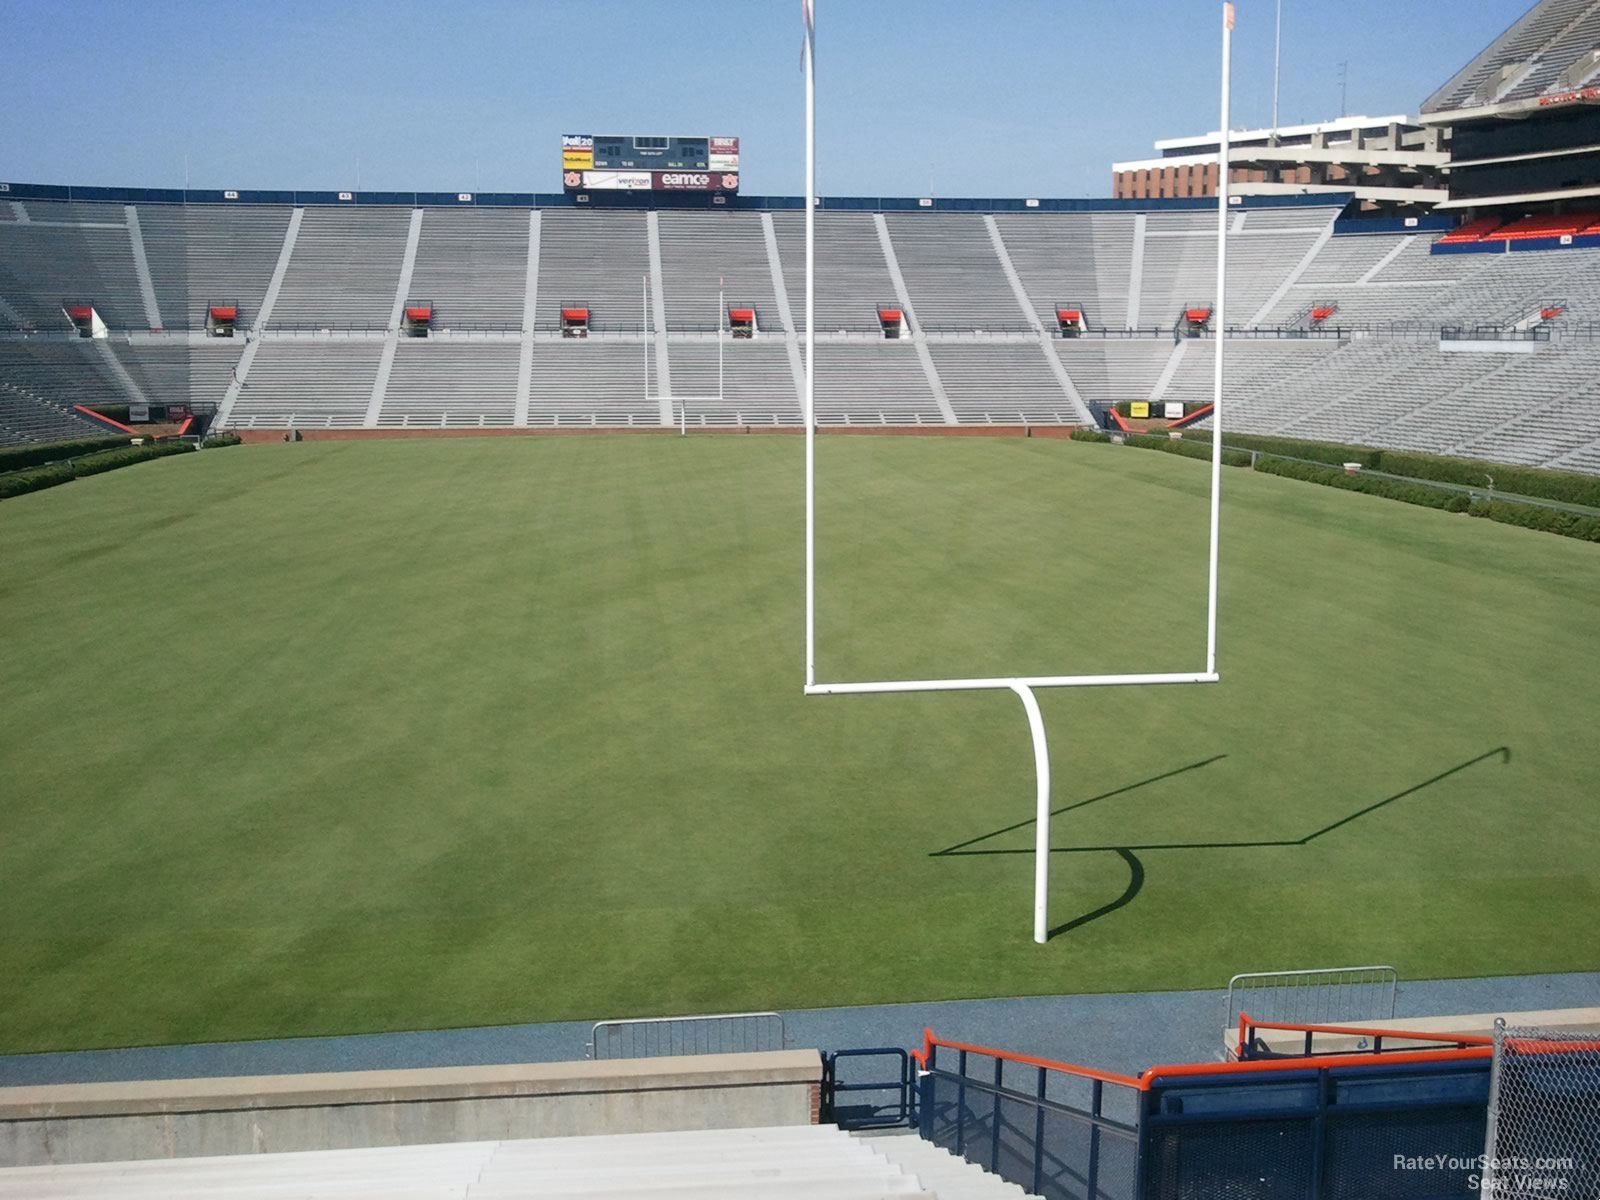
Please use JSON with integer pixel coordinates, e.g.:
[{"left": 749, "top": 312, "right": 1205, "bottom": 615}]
[{"left": 1394, "top": 1154, "right": 1579, "bottom": 1194}]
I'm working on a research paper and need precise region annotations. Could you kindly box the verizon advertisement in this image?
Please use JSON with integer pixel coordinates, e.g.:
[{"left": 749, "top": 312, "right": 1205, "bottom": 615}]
[{"left": 566, "top": 170, "right": 652, "bottom": 190}]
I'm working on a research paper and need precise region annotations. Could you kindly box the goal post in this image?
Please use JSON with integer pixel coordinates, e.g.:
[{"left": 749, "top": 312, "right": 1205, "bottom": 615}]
[
  {"left": 799, "top": 1, "right": 1235, "bottom": 944},
  {"left": 644, "top": 278, "right": 725, "bottom": 434}
]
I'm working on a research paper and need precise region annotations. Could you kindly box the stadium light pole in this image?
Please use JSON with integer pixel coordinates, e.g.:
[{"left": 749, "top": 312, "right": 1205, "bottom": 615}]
[
  {"left": 1272, "top": 0, "right": 1283, "bottom": 132},
  {"left": 803, "top": 0, "right": 816, "bottom": 691},
  {"left": 1207, "top": 4, "right": 1233, "bottom": 677}
]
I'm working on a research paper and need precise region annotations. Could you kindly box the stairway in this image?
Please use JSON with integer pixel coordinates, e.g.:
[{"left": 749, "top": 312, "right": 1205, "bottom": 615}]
[
  {"left": 857, "top": 1131, "right": 1035, "bottom": 1200},
  {"left": 0, "top": 1124, "right": 1036, "bottom": 1198}
]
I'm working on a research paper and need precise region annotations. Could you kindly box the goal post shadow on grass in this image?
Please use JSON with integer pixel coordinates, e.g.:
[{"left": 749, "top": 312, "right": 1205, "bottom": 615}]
[
  {"left": 930, "top": 747, "right": 1511, "bottom": 939},
  {"left": 798, "top": 2, "right": 1235, "bottom": 943}
]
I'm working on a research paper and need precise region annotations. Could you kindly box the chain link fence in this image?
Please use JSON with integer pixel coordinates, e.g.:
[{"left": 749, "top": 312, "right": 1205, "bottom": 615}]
[{"left": 1482, "top": 1018, "right": 1600, "bottom": 1199}]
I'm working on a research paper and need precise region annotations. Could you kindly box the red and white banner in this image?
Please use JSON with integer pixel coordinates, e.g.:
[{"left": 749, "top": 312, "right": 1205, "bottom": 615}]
[{"left": 709, "top": 136, "right": 741, "bottom": 171}]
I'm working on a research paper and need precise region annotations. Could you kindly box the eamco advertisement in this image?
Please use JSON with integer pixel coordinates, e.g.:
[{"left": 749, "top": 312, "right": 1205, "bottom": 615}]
[{"left": 562, "top": 135, "right": 739, "bottom": 193}]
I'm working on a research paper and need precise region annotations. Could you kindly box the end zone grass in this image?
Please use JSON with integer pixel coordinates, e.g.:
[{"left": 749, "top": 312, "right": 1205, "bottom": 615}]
[{"left": 1, "top": 435, "right": 1596, "bottom": 1053}]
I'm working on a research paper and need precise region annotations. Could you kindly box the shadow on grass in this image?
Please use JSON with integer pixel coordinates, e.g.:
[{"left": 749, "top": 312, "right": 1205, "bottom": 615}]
[{"left": 935, "top": 747, "right": 1512, "bottom": 940}]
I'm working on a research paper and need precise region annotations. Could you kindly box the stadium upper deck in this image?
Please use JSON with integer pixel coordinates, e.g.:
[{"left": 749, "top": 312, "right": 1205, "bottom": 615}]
[{"left": 1423, "top": 0, "right": 1600, "bottom": 116}]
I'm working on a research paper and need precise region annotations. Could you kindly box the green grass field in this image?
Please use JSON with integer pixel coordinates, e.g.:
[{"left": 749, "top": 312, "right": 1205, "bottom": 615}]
[{"left": 2, "top": 434, "right": 1597, "bottom": 1054}]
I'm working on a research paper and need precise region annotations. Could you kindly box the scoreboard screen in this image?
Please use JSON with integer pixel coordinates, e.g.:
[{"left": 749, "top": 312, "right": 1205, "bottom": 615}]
[{"left": 562, "top": 134, "right": 740, "bottom": 193}]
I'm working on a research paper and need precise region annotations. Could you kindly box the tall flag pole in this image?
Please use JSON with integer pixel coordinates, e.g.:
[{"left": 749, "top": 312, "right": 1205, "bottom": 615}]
[
  {"left": 1206, "top": 2, "right": 1233, "bottom": 677},
  {"left": 803, "top": 0, "right": 817, "bottom": 690}
]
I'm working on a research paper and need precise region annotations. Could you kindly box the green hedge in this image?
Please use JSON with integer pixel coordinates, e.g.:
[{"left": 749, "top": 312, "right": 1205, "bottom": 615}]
[
  {"left": 0, "top": 464, "right": 77, "bottom": 500},
  {"left": 70, "top": 442, "right": 194, "bottom": 478},
  {"left": 201, "top": 432, "right": 242, "bottom": 448},
  {"left": 1070, "top": 429, "right": 1113, "bottom": 443},
  {"left": 1124, "top": 433, "right": 1252, "bottom": 468},
  {"left": 1183, "top": 430, "right": 1600, "bottom": 508},
  {"left": 0, "top": 442, "right": 195, "bottom": 501},
  {"left": 0, "top": 436, "right": 132, "bottom": 474},
  {"left": 1377, "top": 451, "right": 1600, "bottom": 509},
  {"left": 1182, "top": 429, "right": 1384, "bottom": 469},
  {"left": 1469, "top": 499, "right": 1600, "bottom": 542},
  {"left": 1254, "top": 456, "right": 1471, "bottom": 512}
]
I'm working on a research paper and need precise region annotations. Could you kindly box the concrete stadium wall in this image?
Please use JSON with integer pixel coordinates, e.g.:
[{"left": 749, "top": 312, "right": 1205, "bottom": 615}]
[
  {"left": 0, "top": 1049, "right": 822, "bottom": 1167},
  {"left": 234, "top": 424, "right": 1079, "bottom": 443}
]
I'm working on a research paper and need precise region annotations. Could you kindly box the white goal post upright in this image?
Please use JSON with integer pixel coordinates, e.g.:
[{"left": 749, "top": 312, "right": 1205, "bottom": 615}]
[
  {"left": 645, "top": 277, "right": 725, "bottom": 433},
  {"left": 801, "top": 1, "right": 1233, "bottom": 944}
]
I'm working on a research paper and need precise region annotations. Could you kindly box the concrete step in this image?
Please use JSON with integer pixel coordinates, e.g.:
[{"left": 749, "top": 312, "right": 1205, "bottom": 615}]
[
  {"left": 0, "top": 1125, "right": 938, "bottom": 1199},
  {"left": 857, "top": 1131, "right": 1036, "bottom": 1199}
]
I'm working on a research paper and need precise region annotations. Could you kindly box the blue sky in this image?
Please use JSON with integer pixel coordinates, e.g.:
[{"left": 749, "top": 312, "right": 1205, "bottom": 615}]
[{"left": 0, "top": 0, "right": 1521, "bottom": 198}]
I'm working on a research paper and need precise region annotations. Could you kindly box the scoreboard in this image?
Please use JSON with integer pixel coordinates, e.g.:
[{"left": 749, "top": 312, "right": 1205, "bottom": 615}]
[{"left": 562, "top": 134, "right": 740, "bottom": 193}]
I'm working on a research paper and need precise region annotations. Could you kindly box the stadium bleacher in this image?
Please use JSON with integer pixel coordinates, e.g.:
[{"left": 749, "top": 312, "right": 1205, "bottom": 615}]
[
  {"left": 5, "top": 193, "right": 1600, "bottom": 470},
  {"left": 1423, "top": 0, "right": 1600, "bottom": 112}
]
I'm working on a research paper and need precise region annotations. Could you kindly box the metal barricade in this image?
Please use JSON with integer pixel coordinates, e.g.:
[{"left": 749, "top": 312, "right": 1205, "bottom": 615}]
[
  {"left": 1225, "top": 965, "right": 1398, "bottom": 1036},
  {"left": 586, "top": 1011, "right": 786, "bottom": 1060}
]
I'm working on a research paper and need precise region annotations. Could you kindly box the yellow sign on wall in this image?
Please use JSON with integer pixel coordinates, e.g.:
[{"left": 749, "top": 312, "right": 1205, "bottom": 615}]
[
  {"left": 1130, "top": 401, "right": 1150, "bottom": 419},
  {"left": 563, "top": 150, "right": 594, "bottom": 170}
]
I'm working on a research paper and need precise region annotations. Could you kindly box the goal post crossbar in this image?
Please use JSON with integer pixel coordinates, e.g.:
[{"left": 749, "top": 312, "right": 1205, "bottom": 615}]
[{"left": 806, "top": 672, "right": 1218, "bottom": 697}]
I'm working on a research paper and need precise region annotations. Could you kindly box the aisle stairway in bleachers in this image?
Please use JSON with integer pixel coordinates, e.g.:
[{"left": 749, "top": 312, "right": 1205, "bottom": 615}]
[
  {"left": 884, "top": 214, "right": 1029, "bottom": 332},
  {"left": 659, "top": 212, "right": 781, "bottom": 332},
  {"left": 929, "top": 341, "right": 1081, "bottom": 424},
  {"left": 672, "top": 338, "right": 800, "bottom": 426},
  {"left": 0, "top": 207, "right": 146, "bottom": 331},
  {"left": 812, "top": 341, "right": 943, "bottom": 425},
  {"left": 1052, "top": 339, "right": 1172, "bottom": 402},
  {"left": 227, "top": 340, "right": 384, "bottom": 429},
  {"left": 0, "top": 1125, "right": 1029, "bottom": 1200},
  {"left": 406, "top": 209, "right": 530, "bottom": 329},
  {"left": 526, "top": 337, "right": 659, "bottom": 427},
  {"left": 771, "top": 212, "right": 898, "bottom": 332},
  {"left": 380, "top": 339, "right": 520, "bottom": 429},
  {"left": 269, "top": 208, "right": 410, "bottom": 329},
  {"left": 138, "top": 205, "right": 293, "bottom": 332},
  {"left": 994, "top": 212, "right": 1135, "bottom": 331},
  {"left": 0, "top": 339, "right": 137, "bottom": 411},
  {"left": 534, "top": 210, "right": 649, "bottom": 332}
]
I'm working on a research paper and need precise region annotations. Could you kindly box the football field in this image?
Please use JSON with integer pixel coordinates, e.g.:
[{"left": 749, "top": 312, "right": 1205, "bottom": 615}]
[{"left": 1, "top": 433, "right": 1596, "bottom": 1053}]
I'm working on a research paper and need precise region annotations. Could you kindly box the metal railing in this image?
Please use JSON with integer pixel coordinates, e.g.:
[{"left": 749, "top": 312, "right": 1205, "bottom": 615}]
[
  {"left": 914, "top": 1032, "right": 1142, "bottom": 1200},
  {"left": 586, "top": 1011, "right": 786, "bottom": 1059},
  {"left": 1235, "top": 1013, "right": 1492, "bottom": 1060},
  {"left": 1440, "top": 324, "right": 1553, "bottom": 342},
  {"left": 821, "top": 1048, "right": 915, "bottom": 1130},
  {"left": 1224, "top": 965, "right": 1398, "bottom": 1036}
]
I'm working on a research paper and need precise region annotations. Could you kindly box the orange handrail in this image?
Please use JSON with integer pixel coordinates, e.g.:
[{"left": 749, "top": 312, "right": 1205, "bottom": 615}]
[
  {"left": 74, "top": 404, "right": 136, "bottom": 434},
  {"left": 1235, "top": 1012, "right": 1493, "bottom": 1049},
  {"left": 912, "top": 1025, "right": 1493, "bottom": 1096},
  {"left": 1140, "top": 1045, "right": 1490, "bottom": 1086},
  {"left": 912, "top": 1028, "right": 1143, "bottom": 1089}
]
